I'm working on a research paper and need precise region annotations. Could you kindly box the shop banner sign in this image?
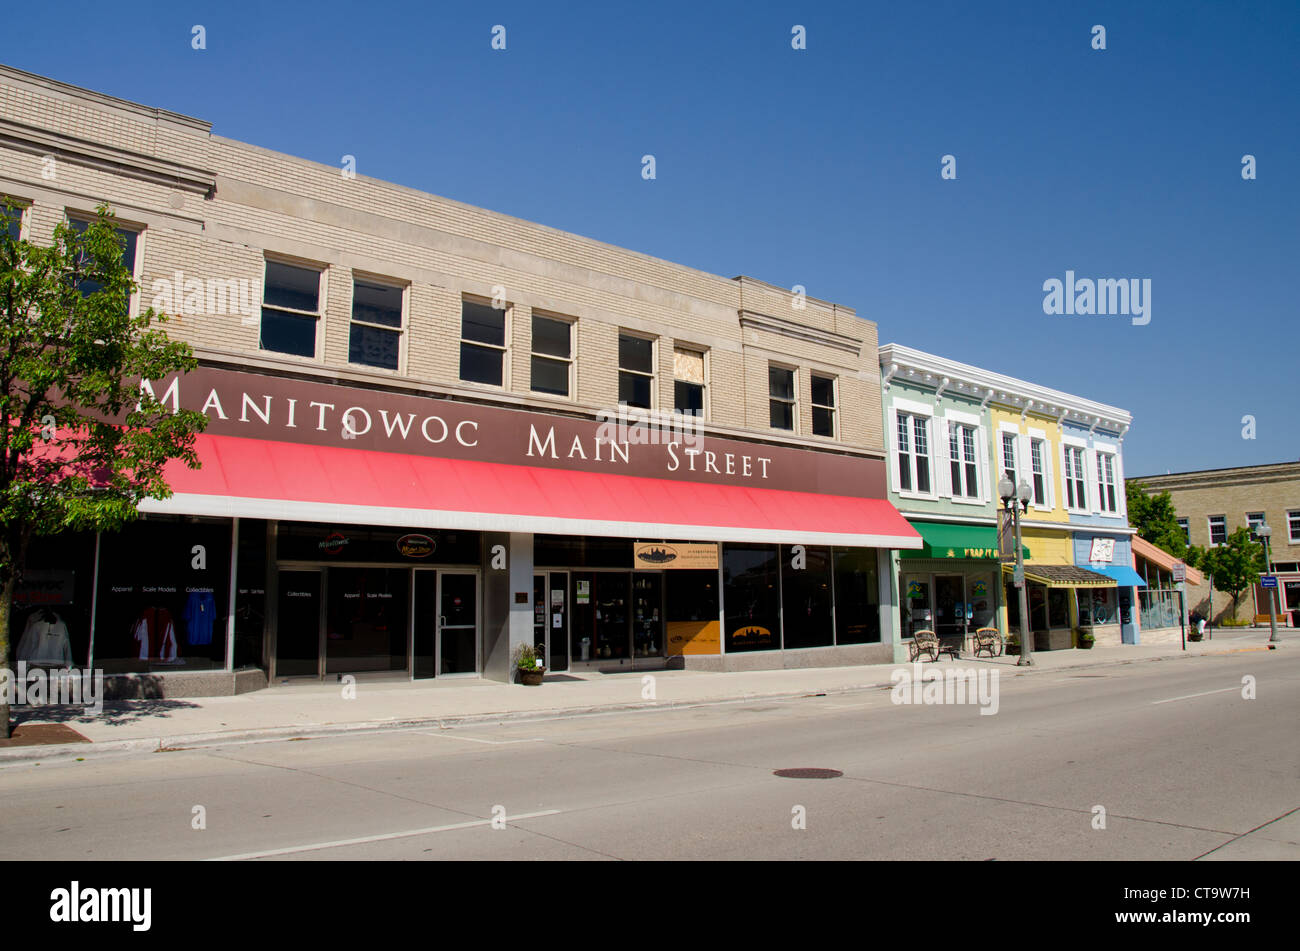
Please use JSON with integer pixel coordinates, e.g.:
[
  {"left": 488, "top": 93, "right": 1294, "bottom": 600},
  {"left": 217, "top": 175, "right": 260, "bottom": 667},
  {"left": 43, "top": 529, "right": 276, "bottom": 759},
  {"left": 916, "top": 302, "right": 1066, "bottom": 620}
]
[
  {"left": 998, "top": 510, "right": 1018, "bottom": 563},
  {"left": 633, "top": 542, "right": 719, "bottom": 570},
  {"left": 1088, "top": 537, "right": 1115, "bottom": 564}
]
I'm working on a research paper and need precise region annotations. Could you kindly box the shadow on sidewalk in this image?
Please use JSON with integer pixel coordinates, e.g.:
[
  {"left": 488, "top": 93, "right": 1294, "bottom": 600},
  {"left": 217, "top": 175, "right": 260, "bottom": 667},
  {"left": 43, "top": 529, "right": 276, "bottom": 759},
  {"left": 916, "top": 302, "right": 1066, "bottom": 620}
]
[{"left": 11, "top": 698, "right": 202, "bottom": 728}]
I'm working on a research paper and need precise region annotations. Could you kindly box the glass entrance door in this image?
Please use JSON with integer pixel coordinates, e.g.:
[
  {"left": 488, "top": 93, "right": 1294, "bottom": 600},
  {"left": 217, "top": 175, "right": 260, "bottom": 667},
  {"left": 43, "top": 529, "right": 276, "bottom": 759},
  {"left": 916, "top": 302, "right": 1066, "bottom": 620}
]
[
  {"left": 324, "top": 566, "right": 408, "bottom": 675},
  {"left": 934, "top": 574, "right": 968, "bottom": 654},
  {"left": 275, "top": 569, "right": 321, "bottom": 678},
  {"left": 437, "top": 572, "right": 478, "bottom": 675},
  {"left": 533, "top": 572, "right": 569, "bottom": 672}
]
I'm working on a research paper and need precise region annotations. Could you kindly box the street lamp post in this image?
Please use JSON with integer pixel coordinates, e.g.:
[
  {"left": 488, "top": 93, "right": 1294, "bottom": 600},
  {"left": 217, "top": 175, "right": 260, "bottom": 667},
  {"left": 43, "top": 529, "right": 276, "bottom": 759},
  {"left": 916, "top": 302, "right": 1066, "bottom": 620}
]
[
  {"left": 999, "top": 477, "right": 1035, "bottom": 667},
  {"left": 1257, "top": 524, "right": 1279, "bottom": 644}
]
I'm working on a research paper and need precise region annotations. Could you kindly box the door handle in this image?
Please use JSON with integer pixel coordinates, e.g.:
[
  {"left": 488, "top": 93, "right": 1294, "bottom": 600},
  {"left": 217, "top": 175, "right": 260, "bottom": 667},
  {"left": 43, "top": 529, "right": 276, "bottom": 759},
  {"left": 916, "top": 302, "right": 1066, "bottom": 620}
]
[{"left": 439, "top": 615, "right": 447, "bottom": 628}]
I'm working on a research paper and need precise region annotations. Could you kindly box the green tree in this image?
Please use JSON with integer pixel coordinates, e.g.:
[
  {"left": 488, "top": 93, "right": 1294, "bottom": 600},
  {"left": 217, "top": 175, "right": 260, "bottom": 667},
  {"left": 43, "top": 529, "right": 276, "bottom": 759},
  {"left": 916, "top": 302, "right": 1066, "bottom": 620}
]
[
  {"left": 1125, "top": 481, "right": 1187, "bottom": 558},
  {"left": 0, "top": 203, "right": 206, "bottom": 737},
  {"left": 1198, "top": 528, "right": 1267, "bottom": 620}
]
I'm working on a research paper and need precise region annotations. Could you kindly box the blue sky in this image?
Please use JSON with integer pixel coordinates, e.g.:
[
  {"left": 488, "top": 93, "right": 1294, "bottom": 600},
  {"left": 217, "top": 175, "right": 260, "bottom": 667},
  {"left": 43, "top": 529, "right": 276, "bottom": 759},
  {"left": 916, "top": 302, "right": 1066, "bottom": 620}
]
[{"left": 3, "top": 0, "right": 1296, "bottom": 476}]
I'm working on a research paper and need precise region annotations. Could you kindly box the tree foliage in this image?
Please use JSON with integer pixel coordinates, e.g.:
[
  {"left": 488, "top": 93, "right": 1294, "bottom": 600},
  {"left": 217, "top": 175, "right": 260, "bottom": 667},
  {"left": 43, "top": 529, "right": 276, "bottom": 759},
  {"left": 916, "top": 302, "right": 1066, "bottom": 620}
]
[
  {"left": 0, "top": 202, "right": 206, "bottom": 736},
  {"left": 1125, "top": 481, "right": 1187, "bottom": 558},
  {"left": 1197, "top": 528, "right": 1267, "bottom": 614}
]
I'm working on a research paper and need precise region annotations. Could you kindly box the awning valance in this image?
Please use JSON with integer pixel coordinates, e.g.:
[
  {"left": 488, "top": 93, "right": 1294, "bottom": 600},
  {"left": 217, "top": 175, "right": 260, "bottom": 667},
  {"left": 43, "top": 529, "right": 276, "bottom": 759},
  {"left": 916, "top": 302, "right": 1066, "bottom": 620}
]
[
  {"left": 1083, "top": 564, "right": 1146, "bottom": 587},
  {"left": 1002, "top": 563, "right": 1117, "bottom": 588},
  {"left": 139, "top": 435, "right": 923, "bottom": 549},
  {"left": 900, "top": 520, "right": 1029, "bottom": 560}
]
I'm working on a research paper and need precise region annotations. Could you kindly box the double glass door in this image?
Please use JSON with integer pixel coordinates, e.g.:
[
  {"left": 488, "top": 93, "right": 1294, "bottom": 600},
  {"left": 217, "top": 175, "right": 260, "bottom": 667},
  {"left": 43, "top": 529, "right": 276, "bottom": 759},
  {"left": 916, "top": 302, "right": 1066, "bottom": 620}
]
[{"left": 274, "top": 567, "right": 478, "bottom": 679}]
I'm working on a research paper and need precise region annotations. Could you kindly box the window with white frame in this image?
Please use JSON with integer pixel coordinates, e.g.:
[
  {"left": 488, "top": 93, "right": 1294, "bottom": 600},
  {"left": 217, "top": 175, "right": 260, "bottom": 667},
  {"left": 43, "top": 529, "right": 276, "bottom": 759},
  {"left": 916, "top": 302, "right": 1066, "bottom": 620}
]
[
  {"left": 70, "top": 214, "right": 141, "bottom": 302},
  {"left": 1246, "top": 512, "right": 1265, "bottom": 538},
  {"left": 949, "top": 422, "right": 979, "bottom": 498},
  {"left": 1208, "top": 515, "right": 1227, "bottom": 546},
  {"left": 811, "top": 374, "right": 836, "bottom": 437},
  {"left": 1289, "top": 510, "right": 1300, "bottom": 545},
  {"left": 1096, "top": 451, "right": 1118, "bottom": 513},
  {"left": 260, "top": 259, "right": 322, "bottom": 358},
  {"left": 896, "top": 412, "right": 931, "bottom": 494},
  {"left": 1029, "top": 438, "right": 1047, "bottom": 506},
  {"left": 460, "top": 298, "right": 508, "bottom": 386},
  {"left": 673, "top": 346, "right": 706, "bottom": 416},
  {"left": 349, "top": 277, "right": 403, "bottom": 371},
  {"left": 619, "top": 333, "right": 655, "bottom": 409},
  {"left": 1000, "top": 432, "right": 1018, "bottom": 484},
  {"left": 530, "top": 313, "right": 573, "bottom": 397},
  {"left": 1063, "top": 445, "right": 1088, "bottom": 510},
  {"left": 768, "top": 365, "right": 796, "bottom": 431},
  {"left": 1177, "top": 517, "right": 1190, "bottom": 544}
]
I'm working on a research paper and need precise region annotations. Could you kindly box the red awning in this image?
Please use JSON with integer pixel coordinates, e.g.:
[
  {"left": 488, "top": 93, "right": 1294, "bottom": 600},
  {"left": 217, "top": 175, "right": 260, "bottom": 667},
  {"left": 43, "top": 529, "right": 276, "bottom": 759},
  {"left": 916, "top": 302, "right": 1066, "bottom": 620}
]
[{"left": 138, "top": 434, "right": 922, "bottom": 548}]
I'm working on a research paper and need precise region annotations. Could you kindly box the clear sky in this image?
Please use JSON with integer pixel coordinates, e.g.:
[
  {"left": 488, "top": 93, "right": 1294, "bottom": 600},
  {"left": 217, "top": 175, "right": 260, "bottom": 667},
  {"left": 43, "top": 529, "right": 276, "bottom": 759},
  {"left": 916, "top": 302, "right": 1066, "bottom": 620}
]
[{"left": 3, "top": 0, "right": 1296, "bottom": 476}]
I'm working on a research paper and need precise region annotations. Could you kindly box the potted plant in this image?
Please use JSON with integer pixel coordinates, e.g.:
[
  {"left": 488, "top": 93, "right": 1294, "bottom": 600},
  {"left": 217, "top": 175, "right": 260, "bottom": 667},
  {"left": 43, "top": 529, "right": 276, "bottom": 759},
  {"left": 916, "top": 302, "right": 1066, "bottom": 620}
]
[
  {"left": 1078, "top": 629, "right": 1095, "bottom": 650},
  {"left": 514, "top": 643, "right": 546, "bottom": 685}
]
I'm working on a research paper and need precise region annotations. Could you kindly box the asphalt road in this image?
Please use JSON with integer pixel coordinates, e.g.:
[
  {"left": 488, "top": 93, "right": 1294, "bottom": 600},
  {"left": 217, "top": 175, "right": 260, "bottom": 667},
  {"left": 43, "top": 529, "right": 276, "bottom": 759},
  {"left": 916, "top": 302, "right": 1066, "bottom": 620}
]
[{"left": 1, "top": 650, "right": 1296, "bottom": 860}]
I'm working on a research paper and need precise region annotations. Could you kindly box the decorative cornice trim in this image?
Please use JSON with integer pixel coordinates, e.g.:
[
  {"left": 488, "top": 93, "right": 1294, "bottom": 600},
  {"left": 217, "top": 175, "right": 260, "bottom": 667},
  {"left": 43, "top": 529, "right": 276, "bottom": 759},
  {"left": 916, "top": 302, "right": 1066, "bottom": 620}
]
[{"left": 740, "top": 310, "right": 863, "bottom": 356}]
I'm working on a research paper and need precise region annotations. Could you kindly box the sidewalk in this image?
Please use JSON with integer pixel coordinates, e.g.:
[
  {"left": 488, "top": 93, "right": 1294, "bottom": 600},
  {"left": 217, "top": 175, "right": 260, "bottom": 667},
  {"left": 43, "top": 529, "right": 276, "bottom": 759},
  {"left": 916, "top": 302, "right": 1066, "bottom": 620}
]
[{"left": 3, "top": 631, "right": 1288, "bottom": 763}]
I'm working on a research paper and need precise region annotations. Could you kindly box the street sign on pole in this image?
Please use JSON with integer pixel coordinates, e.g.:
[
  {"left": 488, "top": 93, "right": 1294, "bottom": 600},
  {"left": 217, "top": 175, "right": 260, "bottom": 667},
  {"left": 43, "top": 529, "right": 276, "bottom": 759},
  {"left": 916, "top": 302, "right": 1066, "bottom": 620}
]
[
  {"left": 1172, "top": 561, "right": 1186, "bottom": 583},
  {"left": 1261, "top": 575, "right": 1278, "bottom": 589}
]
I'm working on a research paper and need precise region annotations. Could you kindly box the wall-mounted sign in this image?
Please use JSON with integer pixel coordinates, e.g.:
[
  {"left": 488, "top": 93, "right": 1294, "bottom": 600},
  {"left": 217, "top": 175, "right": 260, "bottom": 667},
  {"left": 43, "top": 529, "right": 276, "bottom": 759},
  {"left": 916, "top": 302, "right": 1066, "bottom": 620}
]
[
  {"left": 1089, "top": 537, "right": 1116, "bottom": 564},
  {"left": 971, "top": 580, "right": 988, "bottom": 597},
  {"left": 634, "top": 542, "right": 719, "bottom": 570},
  {"left": 319, "top": 532, "right": 349, "bottom": 556},
  {"left": 906, "top": 580, "right": 926, "bottom": 599},
  {"left": 576, "top": 580, "right": 590, "bottom": 604},
  {"left": 396, "top": 534, "right": 436, "bottom": 558},
  {"left": 730, "top": 625, "right": 773, "bottom": 646}
]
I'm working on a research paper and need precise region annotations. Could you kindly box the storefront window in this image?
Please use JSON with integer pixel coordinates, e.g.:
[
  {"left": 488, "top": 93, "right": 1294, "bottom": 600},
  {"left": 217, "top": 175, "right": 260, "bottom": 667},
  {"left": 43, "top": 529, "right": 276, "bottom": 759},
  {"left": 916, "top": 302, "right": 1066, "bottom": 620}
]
[
  {"left": 966, "top": 573, "right": 995, "bottom": 630},
  {"left": 1048, "top": 588, "right": 1069, "bottom": 628},
  {"left": 781, "top": 545, "right": 833, "bottom": 649},
  {"left": 833, "top": 548, "right": 879, "bottom": 643},
  {"left": 233, "top": 519, "right": 267, "bottom": 669},
  {"left": 903, "top": 575, "right": 932, "bottom": 636},
  {"left": 324, "top": 566, "right": 408, "bottom": 674},
  {"left": 276, "top": 523, "right": 479, "bottom": 564},
  {"left": 11, "top": 532, "right": 97, "bottom": 670},
  {"left": 94, "top": 517, "right": 231, "bottom": 674},
  {"left": 1081, "top": 588, "right": 1115, "bottom": 625},
  {"left": 665, "top": 571, "right": 719, "bottom": 656},
  {"left": 536, "top": 535, "right": 632, "bottom": 569},
  {"left": 723, "top": 544, "right": 779, "bottom": 652}
]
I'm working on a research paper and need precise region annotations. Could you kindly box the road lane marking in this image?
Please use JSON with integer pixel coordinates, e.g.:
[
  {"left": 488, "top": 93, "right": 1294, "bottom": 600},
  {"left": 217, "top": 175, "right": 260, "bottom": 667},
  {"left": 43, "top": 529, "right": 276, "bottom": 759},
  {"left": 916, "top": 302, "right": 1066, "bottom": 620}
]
[
  {"left": 205, "top": 809, "right": 564, "bottom": 860},
  {"left": 1151, "top": 687, "right": 1239, "bottom": 705},
  {"left": 415, "top": 733, "right": 546, "bottom": 745}
]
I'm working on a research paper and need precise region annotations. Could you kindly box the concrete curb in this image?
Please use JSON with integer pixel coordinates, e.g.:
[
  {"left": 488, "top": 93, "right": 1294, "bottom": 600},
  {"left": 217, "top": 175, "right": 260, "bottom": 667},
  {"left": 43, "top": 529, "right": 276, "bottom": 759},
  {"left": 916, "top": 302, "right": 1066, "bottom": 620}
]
[{"left": 0, "top": 644, "right": 1277, "bottom": 765}]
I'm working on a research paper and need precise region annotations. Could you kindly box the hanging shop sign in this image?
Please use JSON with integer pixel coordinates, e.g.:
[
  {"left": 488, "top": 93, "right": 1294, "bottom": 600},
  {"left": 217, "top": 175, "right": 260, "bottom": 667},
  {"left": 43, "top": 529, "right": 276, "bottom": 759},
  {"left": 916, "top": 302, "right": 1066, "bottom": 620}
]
[
  {"left": 1088, "top": 537, "right": 1116, "bottom": 564},
  {"left": 633, "top": 542, "right": 719, "bottom": 570},
  {"left": 396, "top": 534, "right": 436, "bottom": 558}
]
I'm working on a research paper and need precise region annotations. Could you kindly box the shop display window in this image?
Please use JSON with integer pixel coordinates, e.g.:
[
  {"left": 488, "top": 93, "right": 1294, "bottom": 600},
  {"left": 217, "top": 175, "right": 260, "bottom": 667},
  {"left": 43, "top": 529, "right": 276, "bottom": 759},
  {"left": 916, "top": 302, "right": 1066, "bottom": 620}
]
[{"left": 723, "top": 544, "right": 780, "bottom": 652}]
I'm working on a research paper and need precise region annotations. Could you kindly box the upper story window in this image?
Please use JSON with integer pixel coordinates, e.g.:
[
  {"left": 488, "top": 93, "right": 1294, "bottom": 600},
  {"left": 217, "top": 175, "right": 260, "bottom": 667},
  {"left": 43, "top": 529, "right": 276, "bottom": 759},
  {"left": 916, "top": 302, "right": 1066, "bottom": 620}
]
[
  {"left": 260, "top": 260, "right": 322, "bottom": 358},
  {"left": 1029, "top": 438, "right": 1047, "bottom": 506},
  {"left": 949, "top": 423, "right": 978, "bottom": 499},
  {"left": 673, "top": 346, "right": 705, "bottom": 416},
  {"left": 618, "top": 333, "right": 654, "bottom": 409},
  {"left": 1208, "top": 515, "right": 1227, "bottom": 546},
  {"left": 1288, "top": 510, "right": 1300, "bottom": 544},
  {"left": 811, "top": 374, "right": 836, "bottom": 438},
  {"left": 1001, "top": 432, "right": 1018, "bottom": 483},
  {"left": 2, "top": 200, "right": 24, "bottom": 240},
  {"left": 1177, "top": 517, "right": 1190, "bottom": 544},
  {"left": 349, "top": 278, "right": 403, "bottom": 371},
  {"left": 460, "top": 298, "right": 507, "bottom": 386},
  {"left": 1096, "top": 452, "right": 1118, "bottom": 513},
  {"left": 1063, "top": 445, "right": 1088, "bottom": 510},
  {"left": 531, "top": 314, "right": 573, "bottom": 398},
  {"left": 768, "top": 365, "right": 796, "bottom": 431},
  {"left": 896, "top": 412, "right": 931, "bottom": 494},
  {"left": 69, "top": 214, "right": 140, "bottom": 300},
  {"left": 1246, "top": 512, "right": 1265, "bottom": 538}
]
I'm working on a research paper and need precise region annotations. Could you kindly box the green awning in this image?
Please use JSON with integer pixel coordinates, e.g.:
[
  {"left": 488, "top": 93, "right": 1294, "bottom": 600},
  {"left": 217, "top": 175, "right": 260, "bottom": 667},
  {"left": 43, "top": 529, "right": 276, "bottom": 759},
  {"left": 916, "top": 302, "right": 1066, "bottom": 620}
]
[{"left": 900, "top": 521, "right": 1029, "bottom": 560}]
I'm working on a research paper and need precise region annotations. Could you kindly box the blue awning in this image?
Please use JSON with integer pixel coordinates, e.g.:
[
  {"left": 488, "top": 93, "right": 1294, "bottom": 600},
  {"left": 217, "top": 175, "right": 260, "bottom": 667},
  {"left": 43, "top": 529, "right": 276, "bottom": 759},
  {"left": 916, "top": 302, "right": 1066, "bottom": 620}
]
[{"left": 1085, "top": 565, "right": 1146, "bottom": 587}]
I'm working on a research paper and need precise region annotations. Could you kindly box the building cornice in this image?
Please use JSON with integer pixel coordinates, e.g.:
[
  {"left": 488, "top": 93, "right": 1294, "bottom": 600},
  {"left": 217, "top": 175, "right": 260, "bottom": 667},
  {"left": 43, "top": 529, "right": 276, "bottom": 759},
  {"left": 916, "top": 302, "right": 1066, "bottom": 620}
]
[
  {"left": 878, "top": 342, "right": 1132, "bottom": 433},
  {"left": 740, "top": 310, "right": 863, "bottom": 356}
]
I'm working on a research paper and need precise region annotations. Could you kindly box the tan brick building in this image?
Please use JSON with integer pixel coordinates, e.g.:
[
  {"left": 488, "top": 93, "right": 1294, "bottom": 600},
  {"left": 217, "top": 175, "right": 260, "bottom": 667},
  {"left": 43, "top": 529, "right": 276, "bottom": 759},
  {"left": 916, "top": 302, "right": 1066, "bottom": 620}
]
[
  {"left": 0, "top": 64, "right": 920, "bottom": 692},
  {"left": 1129, "top": 462, "right": 1300, "bottom": 626}
]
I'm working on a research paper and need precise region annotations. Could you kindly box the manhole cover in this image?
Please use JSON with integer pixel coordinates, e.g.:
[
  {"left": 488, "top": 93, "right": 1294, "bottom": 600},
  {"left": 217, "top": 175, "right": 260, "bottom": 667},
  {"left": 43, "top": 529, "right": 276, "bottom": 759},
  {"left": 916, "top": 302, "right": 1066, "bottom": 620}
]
[{"left": 773, "top": 768, "right": 843, "bottom": 779}]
